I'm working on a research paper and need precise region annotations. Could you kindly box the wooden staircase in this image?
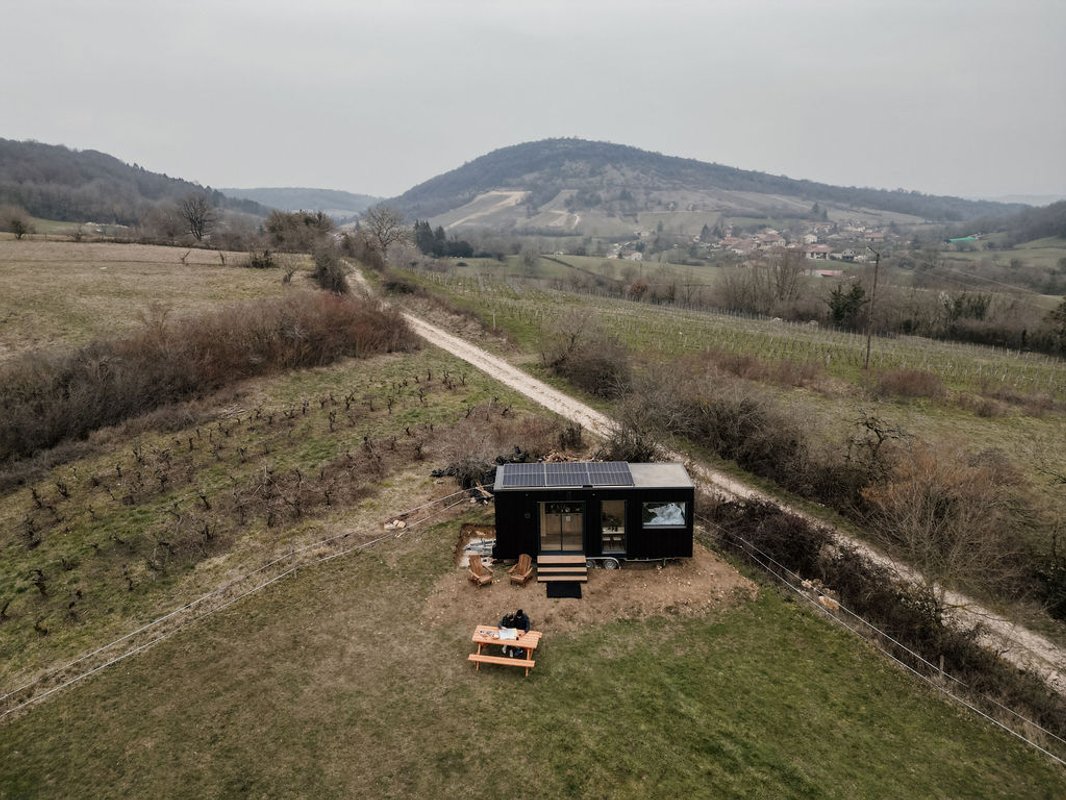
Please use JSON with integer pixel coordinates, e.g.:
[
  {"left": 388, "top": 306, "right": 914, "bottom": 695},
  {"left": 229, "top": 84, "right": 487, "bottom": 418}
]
[{"left": 536, "top": 554, "right": 588, "bottom": 583}]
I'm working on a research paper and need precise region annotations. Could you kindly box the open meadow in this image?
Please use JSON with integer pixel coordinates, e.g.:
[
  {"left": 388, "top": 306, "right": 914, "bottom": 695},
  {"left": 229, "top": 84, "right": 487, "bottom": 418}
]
[
  {"left": 3, "top": 508, "right": 1065, "bottom": 799},
  {"left": 0, "top": 239, "right": 301, "bottom": 360},
  {"left": 2, "top": 241, "right": 1066, "bottom": 796}
]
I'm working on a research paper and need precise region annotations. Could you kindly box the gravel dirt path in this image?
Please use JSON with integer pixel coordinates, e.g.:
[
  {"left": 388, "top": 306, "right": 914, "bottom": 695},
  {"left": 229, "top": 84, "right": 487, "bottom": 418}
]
[{"left": 399, "top": 306, "right": 1066, "bottom": 695}]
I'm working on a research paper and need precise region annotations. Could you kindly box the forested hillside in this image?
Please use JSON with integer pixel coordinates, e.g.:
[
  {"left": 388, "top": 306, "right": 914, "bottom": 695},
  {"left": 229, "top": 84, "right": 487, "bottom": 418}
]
[
  {"left": 392, "top": 138, "right": 1024, "bottom": 222},
  {"left": 0, "top": 139, "right": 266, "bottom": 224},
  {"left": 219, "top": 187, "right": 380, "bottom": 219}
]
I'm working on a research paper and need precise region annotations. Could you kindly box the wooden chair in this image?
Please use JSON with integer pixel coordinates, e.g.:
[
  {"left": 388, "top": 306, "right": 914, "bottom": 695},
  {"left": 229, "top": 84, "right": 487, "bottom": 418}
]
[
  {"left": 467, "top": 555, "right": 493, "bottom": 587},
  {"left": 508, "top": 553, "right": 533, "bottom": 586}
]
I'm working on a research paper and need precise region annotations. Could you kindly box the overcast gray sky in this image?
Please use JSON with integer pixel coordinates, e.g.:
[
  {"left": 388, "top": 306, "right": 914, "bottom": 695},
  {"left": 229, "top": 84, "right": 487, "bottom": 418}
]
[{"left": 5, "top": 0, "right": 1065, "bottom": 199}]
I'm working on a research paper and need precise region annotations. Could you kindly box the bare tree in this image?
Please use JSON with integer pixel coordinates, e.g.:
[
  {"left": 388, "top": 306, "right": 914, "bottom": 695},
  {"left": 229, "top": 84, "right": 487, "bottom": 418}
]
[
  {"left": 362, "top": 206, "right": 407, "bottom": 262},
  {"left": 520, "top": 245, "right": 541, "bottom": 275},
  {"left": 717, "top": 250, "right": 808, "bottom": 316},
  {"left": 177, "top": 194, "right": 216, "bottom": 242},
  {"left": 0, "top": 205, "right": 34, "bottom": 240},
  {"left": 861, "top": 444, "right": 1026, "bottom": 610}
]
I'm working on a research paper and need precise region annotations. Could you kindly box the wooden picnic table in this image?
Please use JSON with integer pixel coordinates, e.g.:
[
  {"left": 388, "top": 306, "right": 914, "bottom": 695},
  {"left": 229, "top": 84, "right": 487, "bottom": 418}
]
[{"left": 468, "top": 625, "right": 543, "bottom": 677}]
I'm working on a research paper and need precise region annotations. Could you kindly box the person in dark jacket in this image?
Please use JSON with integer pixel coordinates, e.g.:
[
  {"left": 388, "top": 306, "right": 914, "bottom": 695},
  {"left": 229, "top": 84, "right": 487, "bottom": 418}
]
[
  {"left": 499, "top": 609, "right": 532, "bottom": 657},
  {"left": 512, "top": 609, "right": 531, "bottom": 633}
]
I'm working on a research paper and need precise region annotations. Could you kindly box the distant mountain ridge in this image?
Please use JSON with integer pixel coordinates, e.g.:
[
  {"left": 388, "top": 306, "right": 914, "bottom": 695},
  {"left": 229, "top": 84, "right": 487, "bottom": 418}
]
[
  {"left": 390, "top": 138, "right": 1024, "bottom": 231},
  {"left": 219, "top": 187, "right": 381, "bottom": 219},
  {"left": 0, "top": 138, "right": 267, "bottom": 224}
]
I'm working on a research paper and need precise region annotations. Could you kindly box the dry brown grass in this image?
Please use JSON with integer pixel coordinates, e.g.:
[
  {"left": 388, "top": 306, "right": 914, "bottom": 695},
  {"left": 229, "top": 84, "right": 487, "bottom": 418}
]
[
  {"left": 425, "top": 540, "right": 756, "bottom": 634},
  {"left": 874, "top": 367, "right": 946, "bottom": 399},
  {"left": 0, "top": 293, "right": 417, "bottom": 460},
  {"left": 701, "top": 347, "right": 826, "bottom": 389},
  {"left": 0, "top": 239, "right": 303, "bottom": 361}
]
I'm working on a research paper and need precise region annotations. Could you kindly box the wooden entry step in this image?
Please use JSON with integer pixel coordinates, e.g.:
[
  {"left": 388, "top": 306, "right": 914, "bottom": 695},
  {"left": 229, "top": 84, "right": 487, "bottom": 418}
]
[
  {"left": 536, "top": 574, "right": 587, "bottom": 583},
  {"left": 537, "top": 565, "right": 587, "bottom": 575},
  {"left": 537, "top": 555, "right": 587, "bottom": 565},
  {"left": 536, "top": 554, "right": 588, "bottom": 583}
]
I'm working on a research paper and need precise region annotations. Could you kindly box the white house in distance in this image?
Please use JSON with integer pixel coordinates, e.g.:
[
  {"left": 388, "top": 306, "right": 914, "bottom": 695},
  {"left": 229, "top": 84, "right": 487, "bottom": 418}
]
[{"left": 804, "top": 244, "right": 832, "bottom": 260}]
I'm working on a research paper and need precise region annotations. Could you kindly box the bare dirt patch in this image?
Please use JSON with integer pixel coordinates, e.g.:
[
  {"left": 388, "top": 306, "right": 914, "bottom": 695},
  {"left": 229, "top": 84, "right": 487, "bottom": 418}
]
[{"left": 423, "top": 540, "right": 756, "bottom": 634}]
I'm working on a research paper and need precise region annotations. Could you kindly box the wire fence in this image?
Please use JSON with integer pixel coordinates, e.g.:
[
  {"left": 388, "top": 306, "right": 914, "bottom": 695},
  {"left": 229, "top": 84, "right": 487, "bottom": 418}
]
[
  {"left": 0, "top": 488, "right": 474, "bottom": 721},
  {"left": 697, "top": 515, "right": 1066, "bottom": 766}
]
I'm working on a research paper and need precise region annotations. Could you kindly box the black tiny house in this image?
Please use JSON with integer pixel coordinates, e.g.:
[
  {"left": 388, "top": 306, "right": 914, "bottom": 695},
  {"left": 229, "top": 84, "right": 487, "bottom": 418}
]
[{"left": 492, "top": 462, "right": 694, "bottom": 564}]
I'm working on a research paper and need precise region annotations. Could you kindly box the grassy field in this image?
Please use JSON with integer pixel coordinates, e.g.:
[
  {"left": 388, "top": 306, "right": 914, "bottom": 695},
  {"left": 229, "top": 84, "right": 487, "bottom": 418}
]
[
  {"left": 947, "top": 236, "right": 1066, "bottom": 272},
  {"left": 0, "top": 343, "right": 545, "bottom": 688},
  {"left": 0, "top": 239, "right": 302, "bottom": 360},
  {"left": 2, "top": 243, "right": 1065, "bottom": 796},
  {"left": 1, "top": 509, "right": 1063, "bottom": 799},
  {"left": 411, "top": 270, "right": 1066, "bottom": 398},
  {"left": 395, "top": 269, "right": 1066, "bottom": 569}
]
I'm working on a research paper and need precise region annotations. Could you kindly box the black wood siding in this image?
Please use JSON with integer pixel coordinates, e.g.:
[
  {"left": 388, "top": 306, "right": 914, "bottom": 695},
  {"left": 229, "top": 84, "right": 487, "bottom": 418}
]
[{"left": 493, "top": 486, "right": 694, "bottom": 561}]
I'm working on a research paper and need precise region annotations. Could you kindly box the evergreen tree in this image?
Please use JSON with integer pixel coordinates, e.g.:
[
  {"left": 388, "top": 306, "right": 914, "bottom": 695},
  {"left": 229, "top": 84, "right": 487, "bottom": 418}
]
[
  {"left": 413, "top": 220, "right": 436, "bottom": 255},
  {"left": 433, "top": 226, "right": 448, "bottom": 257},
  {"left": 827, "top": 283, "right": 867, "bottom": 330}
]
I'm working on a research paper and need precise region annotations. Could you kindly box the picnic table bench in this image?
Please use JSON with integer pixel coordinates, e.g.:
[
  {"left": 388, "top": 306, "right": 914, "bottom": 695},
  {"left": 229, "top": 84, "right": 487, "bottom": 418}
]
[{"left": 468, "top": 625, "right": 542, "bottom": 677}]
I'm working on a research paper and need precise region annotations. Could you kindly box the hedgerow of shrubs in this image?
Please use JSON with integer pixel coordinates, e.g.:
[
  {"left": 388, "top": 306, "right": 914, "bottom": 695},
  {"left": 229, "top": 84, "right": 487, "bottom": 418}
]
[{"left": 0, "top": 293, "right": 417, "bottom": 461}]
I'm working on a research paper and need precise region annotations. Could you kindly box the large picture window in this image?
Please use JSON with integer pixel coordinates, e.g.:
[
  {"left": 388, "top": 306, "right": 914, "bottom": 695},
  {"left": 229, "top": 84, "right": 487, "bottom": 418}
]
[{"left": 642, "top": 501, "right": 687, "bottom": 529}]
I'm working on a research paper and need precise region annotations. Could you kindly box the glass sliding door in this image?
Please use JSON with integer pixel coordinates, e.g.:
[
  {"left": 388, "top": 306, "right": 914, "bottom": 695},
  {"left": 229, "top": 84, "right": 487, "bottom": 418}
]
[
  {"left": 600, "top": 500, "right": 626, "bottom": 555},
  {"left": 539, "top": 501, "right": 585, "bottom": 552}
]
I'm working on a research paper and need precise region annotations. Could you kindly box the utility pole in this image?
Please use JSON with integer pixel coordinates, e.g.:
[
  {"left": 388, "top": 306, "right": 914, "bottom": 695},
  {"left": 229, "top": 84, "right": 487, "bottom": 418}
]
[{"left": 864, "top": 246, "right": 881, "bottom": 371}]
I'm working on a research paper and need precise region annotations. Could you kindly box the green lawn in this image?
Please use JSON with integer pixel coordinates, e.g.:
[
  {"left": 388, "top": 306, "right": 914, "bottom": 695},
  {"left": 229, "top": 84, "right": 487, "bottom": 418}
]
[{"left": 1, "top": 511, "right": 1062, "bottom": 799}]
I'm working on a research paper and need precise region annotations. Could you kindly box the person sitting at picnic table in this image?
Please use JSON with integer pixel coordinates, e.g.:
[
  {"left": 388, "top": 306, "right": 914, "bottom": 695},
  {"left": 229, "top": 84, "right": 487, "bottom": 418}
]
[{"left": 499, "top": 609, "right": 533, "bottom": 658}]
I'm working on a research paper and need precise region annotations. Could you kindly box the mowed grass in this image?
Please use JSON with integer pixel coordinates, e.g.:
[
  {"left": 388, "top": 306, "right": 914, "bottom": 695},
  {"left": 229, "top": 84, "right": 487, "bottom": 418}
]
[
  {"left": 0, "top": 240, "right": 303, "bottom": 360},
  {"left": 0, "top": 346, "right": 533, "bottom": 686},
  {"left": 0, "top": 512, "right": 1063, "bottom": 799}
]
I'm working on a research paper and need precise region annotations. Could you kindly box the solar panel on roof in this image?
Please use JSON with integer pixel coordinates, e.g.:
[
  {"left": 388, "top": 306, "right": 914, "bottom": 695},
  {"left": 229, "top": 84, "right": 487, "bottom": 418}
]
[
  {"left": 500, "top": 461, "right": 636, "bottom": 488},
  {"left": 544, "top": 462, "right": 589, "bottom": 487},
  {"left": 500, "top": 463, "right": 545, "bottom": 488},
  {"left": 587, "top": 461, "right": 634, "bottom": 487}
]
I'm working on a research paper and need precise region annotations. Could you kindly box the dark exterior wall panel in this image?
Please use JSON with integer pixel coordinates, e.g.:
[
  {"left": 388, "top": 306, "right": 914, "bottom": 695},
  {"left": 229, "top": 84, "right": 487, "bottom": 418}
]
[{"left": 492, "top": 485, "right": 694, "bottom": 561}]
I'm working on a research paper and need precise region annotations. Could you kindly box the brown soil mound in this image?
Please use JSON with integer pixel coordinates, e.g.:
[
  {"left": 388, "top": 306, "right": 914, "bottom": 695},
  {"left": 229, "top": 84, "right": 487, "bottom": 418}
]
[{"left": 423, "top": 542, "right": 756, "bottom": 634}]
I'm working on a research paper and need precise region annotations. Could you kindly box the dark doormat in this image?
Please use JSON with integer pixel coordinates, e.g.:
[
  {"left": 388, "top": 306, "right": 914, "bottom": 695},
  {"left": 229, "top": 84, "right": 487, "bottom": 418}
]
[{"left": 547, "top": 582, "right": 582, "bottom": 599}]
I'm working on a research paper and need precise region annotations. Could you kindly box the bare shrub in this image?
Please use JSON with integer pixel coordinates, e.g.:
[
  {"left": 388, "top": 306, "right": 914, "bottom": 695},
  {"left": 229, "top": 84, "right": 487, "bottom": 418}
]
[
  {"left": 980, "top": 385, "right": 1058, "bottom": 416},
  {"left": 861, "top": 443, "right": 1028, "bottom": 606},
  {"left": 703, "top": 347, "right": 824, "bottom": 388},
  {"left": 381, "top": 270, "right": 425, "bottom": 295},
  {"left": 243, "top": 249, "right": 276, "bottom": 269},
  {"left": 593, "top": 367, "right": 694, "bottom": 462},
  {"left": 956, "top": 394, "right": 1006, "bottom": 418},
  {"left": 0, "top": 294, "right": 416, "bottom": 461},
  {"left": 312, "top": 243, "right": 349, "bottom": 294},
  {"left": 557, "top": 422, "right": 584, "bottom": 451},
  {"left": 340, "top": 230, "right": 385, "bottom": 271},
  {"left": 541, "top": 312, "right": 631, "bottom": 398},
  {"left": 680, "top": 378, "right": 809, "bottom": 486},
  {"left": 432, "top": 405, "right": 564, "bottom": 487},
  {"left": 874, "top": 368, "right": 945, "bottom": 399},
  {"left": 0, "top": 204, "right": 34, "bottom": 239},
  {"left": 265, "top": 210, "right": 334, "bottom": 252}
]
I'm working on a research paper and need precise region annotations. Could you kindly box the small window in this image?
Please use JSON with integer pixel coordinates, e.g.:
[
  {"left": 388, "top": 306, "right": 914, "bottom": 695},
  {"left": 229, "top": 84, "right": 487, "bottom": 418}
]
[{"left": 642, "top": 501, "right": 687, "bottom": 528}]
